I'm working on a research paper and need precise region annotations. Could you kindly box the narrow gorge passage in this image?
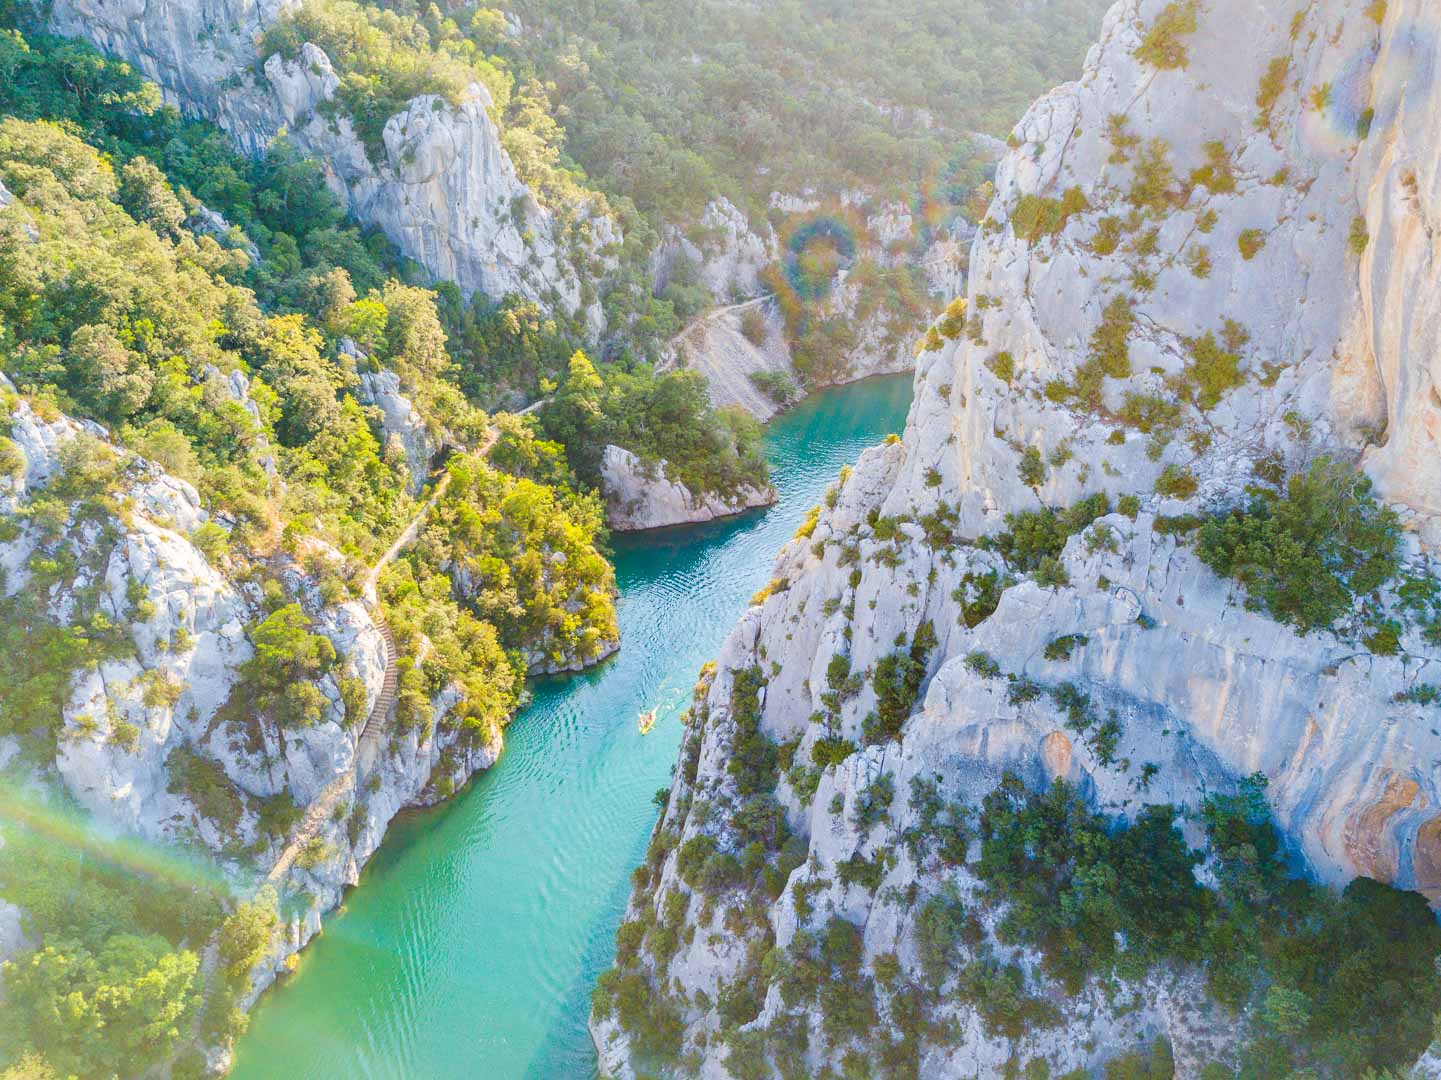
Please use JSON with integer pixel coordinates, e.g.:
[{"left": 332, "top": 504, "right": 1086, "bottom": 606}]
[{"left": 228, "top": 374, "right": 914, "bottom": 1080}]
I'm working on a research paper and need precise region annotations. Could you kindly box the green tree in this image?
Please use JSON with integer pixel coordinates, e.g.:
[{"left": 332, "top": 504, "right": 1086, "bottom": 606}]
[
  {"left": 1197, "top": 458, "right": 1400, "bottom": 633},
  {"left": 0, "top": 935, "right": 199, "bottom": 1078},
  {"left": 246, "top": 605, "right": 336, "bottom": 686},
  {"left": 117, "top": 156, "right": 186, "bottom": 236}
]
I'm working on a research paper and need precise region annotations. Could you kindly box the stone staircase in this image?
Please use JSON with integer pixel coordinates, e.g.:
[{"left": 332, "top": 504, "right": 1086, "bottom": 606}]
[
  {"left": 265, "top": 608, "right": 397, "bottom": 884},
  {"left": 359, "top": 616, "right": 398, "bottom": 753}
]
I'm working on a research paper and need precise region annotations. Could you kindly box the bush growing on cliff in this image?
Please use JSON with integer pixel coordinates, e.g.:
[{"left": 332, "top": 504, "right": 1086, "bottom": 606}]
[
  {"left": 973, "top": 770, "right": 1441, "bottom": 1073},
  {"left": 978, "top": 773, "right": 1206, "bottom": 993},
  {"left": 239, "top": 604, "right": 338, "bottom": 727},
  {"left": 954, "top": 568, "right": 1004, "bottom": 628},
  {"left": 1197, "top": 458, "right": 1400, "bottom": 634},
  {"left": 993, "top": 493, "right": 1112, "bottom": 585},
  {"left": 1135, "top": 1, "right": 1200, "bottom": 70},
  {"left": 862, "top": 622, "right": 938, "bottom": 745},
  {"left": 165, "top": 746, "right": 246, "bottom": 833},
  {"left": 1154, "top": 464, "right": 1198, "bottom": 499},
  {"left": 590, "top": 968, "right": 684, "bottom": 1065},
  {"left": 1011, "top": 187, "right": 1089, "bottom": 246},
  {"left": 1017, "top": 445, "right": 1047, "bottom": 489},
  {"left": 727, "top": 665, "right": 779, "bottom": 797},
  {"left": 1044, "top": 296, "right": 1134, "bottom": 412}
]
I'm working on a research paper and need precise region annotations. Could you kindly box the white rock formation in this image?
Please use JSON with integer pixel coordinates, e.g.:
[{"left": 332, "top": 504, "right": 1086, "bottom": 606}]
[
  {"left": 599, "top": 445, "right": 776, "bottom": 532},
  {"left": 654, "top": 197, "right": 775, "bottom": 303},
  {"left": 1, "top": 375, "right": 516, "bottom": 1045},
  {"left": 357, "top": 369, "right": 436, "bottom": 494},
  {"left": 48, "top": 0, "right": 616, "bottom": 329},
  {"left": 595, "top": 0, "right": 1441, "bottom": 1075},
  {"left": 668, "top": 300, "right": 796, "bottom": 421}
]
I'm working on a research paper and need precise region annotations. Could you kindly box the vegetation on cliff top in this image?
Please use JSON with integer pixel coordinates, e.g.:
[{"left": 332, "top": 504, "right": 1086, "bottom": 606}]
[{"left": 0, "top": 26, "right": 624, "bottom": 1076}]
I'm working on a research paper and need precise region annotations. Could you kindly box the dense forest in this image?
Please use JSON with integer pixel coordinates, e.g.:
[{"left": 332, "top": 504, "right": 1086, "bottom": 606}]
[
  {"left": 254, "top": 0, "right": 1114, "bottom": 396},
  {"left": 259, "top": 0, "right": 1113, "bottom": 229},
  {"left": 497, "top": 0, "right": 1113, "bottom": 224}
]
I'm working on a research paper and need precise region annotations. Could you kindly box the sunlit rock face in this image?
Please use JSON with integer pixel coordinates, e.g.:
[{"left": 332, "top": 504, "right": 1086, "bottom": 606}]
[
  {"left": 599, "top": 445, "right": 776, "bottom": 531},
  {"left": 48, "top": 0, "right": 616, "bottom": 330},
  {"left": 594, "top": 1, "right": 1441, "bottom": 1076},
  {"left": 0, "top": 373, "right": 500, "bottom": 1008}
]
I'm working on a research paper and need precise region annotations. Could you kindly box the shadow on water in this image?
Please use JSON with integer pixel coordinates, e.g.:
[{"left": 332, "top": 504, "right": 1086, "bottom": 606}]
[{"left": 229, "top": 373, "right": 914, "bottom": 1080}]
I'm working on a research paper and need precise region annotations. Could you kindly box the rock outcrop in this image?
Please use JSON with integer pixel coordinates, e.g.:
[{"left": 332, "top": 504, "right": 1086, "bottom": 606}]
[
  {"left": 595, "top": 0, "right": 1441, "bottom": 1075},
  {"left": 654, "top": 198, "right": 773, "bottom": 304},
  {"left": 0, "top": 373, "right": 513, "bottom": 1056},
  {"left": 49, "top": 0, "right": 616, "bottom": 330},
  {"left": 356, "top": 369, "right": 437, "bottom": 494},
  {"left": 599, "top": 445, "right": 776, "bottom": 532}
]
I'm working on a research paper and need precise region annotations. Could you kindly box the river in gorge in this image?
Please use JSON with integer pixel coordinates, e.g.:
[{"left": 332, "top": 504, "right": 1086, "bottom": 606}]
[{"left": 229, "top": 373, "right": 914, "bottom": 1080}]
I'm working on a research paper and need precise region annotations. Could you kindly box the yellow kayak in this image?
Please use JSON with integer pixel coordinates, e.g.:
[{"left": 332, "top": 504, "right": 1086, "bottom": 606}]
[{"left": 638, "top": 709, "right": 657, "bottom": 735}]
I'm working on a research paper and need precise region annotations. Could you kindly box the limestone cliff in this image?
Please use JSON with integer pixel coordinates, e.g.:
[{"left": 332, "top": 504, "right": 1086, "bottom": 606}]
[
  {"left": 0, "top": 371, "right": 557, "bottom": 1069},
  {"left": 600, "top": 445, "right": 776, "bottom": 532},
  {"left": 48, "top": 0, "right": 616, "bottom": 330},
  {"left": 594, "top": 0, "right": 1441, "bottom": 1076}
]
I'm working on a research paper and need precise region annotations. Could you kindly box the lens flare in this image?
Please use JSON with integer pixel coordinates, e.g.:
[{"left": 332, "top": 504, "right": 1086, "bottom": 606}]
[
  {"left": 912, "top": 178, "right": 968, "bottom": 244},
  {"left": 783, "top": 214, "right": 858, "bottom": 302},
  {"left": 1299, "top": 21, "right": 1436, "bottom": 163},
  {"left": 0, "top": 785, "right": 235, "bottom": 897}
]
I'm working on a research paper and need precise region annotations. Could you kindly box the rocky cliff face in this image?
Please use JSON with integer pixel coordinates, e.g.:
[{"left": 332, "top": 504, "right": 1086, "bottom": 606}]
[
  {"left": 356, "top": 369, "right": 438, "bottom": 495},
  {"left": 48, "top": 0, "right": 615, "bottom": 330},
  {"left": 599, "top": 445, "right": 776, "bottom": 532},
  {"left": 0, "top": 372, "right": 510, "bottom": 1064},
  {"left": 594, "top": 0, "right": 1441, "bottom": 1076}
]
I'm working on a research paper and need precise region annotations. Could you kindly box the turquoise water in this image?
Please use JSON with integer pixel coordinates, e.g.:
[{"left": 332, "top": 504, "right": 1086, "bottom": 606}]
[{"left": 229, "top": 374, "right": 914, "bottom": 1080}]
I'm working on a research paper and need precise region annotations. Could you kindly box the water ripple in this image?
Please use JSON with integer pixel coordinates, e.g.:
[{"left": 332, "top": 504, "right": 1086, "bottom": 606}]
[{"left": 229, "top": 375, "right": 913, "bottom": 1080}]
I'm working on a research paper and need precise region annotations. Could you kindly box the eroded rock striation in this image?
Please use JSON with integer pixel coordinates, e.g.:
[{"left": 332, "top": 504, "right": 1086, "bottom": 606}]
[
  {"left": 594, "top": 0, "right": 1441, "bottom": 1076},
  {"left": 49, "top": 0, "right": 616, "bottom": 330}
]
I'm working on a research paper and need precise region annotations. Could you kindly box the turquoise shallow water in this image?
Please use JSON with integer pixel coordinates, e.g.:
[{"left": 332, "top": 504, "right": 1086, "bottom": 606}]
[{"left": 229, "top": 374, "right": 914, "bottom": 1080}]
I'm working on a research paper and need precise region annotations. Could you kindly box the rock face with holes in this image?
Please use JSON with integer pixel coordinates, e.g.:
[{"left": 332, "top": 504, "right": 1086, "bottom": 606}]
[
  {"left": 48, "top": 0, "right": 616, "bottom": 331},
  {"left": 599, "top": 445, "right": 777, "bottom": 531},
  {"left": 594, "top": 1, "right": 1441, "bottom": 1076}
]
